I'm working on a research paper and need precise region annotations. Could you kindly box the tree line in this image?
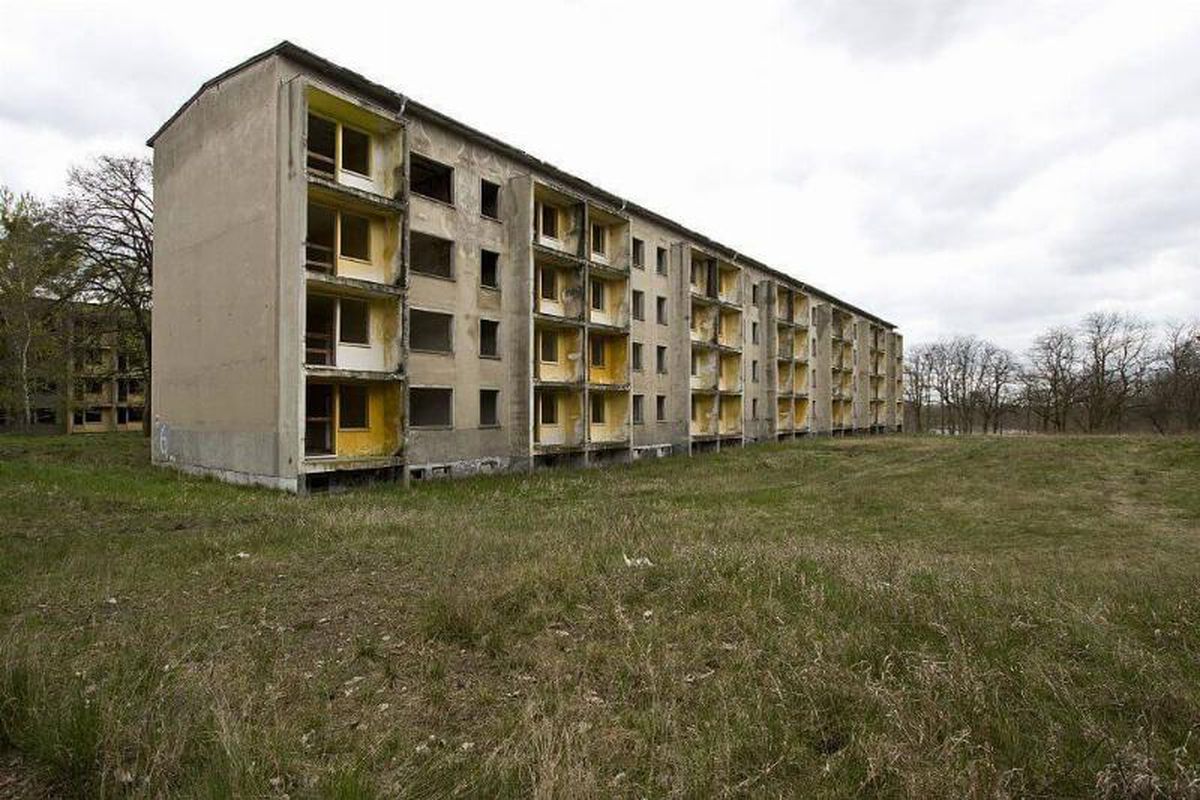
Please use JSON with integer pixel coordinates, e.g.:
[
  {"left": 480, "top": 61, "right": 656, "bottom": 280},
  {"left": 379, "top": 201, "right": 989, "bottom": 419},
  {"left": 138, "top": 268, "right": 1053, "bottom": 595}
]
[
  {"left": 0, "top": 156, "right": 153, "bottom": 433},
  {"left": 905, "top": 313, "right": 1200, "bottom": 435}
]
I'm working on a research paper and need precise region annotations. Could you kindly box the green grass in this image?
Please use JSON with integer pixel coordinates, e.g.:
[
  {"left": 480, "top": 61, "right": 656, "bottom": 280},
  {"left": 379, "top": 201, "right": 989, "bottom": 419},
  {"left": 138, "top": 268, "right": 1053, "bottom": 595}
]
[{"left": 1, "top": 433, "right": 1199, "bottom": 798}]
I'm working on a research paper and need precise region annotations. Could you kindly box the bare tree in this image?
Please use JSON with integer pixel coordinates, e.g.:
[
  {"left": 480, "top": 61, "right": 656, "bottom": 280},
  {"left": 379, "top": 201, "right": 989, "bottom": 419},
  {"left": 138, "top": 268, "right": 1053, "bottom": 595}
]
[
  {"left": 60, "top": 156, "right": 153, "bottom": 434},
  {"left": 0, "top": 189, "right": 78, "bottom": 428},
  {"left": 978, "top": 342, "right": 1018, "bottom": 433},
  {"left": 1027, "top": 326, "right": 1080, "bottom": 433},
  {"left": 1146, "top": 321, "right": 1200, "bottom": 433},
  {"left": 904, "top": 343, "right": 936, "bottom": 432},
  {"left": 1078, "top": 312, "right": 1154, "bottom": 432}
]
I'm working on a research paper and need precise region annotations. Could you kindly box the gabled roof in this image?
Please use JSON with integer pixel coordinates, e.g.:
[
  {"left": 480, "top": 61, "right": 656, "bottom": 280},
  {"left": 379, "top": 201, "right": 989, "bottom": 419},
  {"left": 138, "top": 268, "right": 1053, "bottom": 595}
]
[{"left": 148, "top": 41, "right": 897, "bottom": 329}]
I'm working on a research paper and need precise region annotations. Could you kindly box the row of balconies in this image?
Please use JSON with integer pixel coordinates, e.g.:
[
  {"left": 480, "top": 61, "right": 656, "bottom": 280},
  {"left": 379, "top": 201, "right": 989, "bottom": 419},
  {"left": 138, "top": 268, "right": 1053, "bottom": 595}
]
[
  {"left": 533, "top": 184, "right": 633, "bottom": 272},
  {"left": 690, "top": 392, "right": 743, "bottom": 437},
  {"left": 689, "top": 255, "right": 742, "bottom": 307},
  {"left": 534, "top": 259, "right": 629, "bottom": 328},
  {"left": 535, "top": 325, "right": 630, "bottom": 387},
  {"left": 776, "top": 396, "right": 811, "bottom": 432},
  {"left": 533, "top": 387, "right": 629, "bottom": 450},
  {"left": 690, "top": 349, "right": 743, "bottom": 393},
  {"left": 774, "top": 287, "right": 811, "bottom": 326},
  {"left": 690, "top": 303, "right": 743, "bottom": 349}
]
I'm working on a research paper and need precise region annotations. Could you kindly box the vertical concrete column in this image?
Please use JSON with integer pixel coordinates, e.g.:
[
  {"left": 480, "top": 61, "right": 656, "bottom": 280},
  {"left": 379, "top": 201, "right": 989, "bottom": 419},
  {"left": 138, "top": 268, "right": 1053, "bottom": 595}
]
[
  {"left": 884, "top": 330, "right": 898, "bottom": 428},
  {"left": 507, "top": 174, "right": 535, "bottom": 470},
  {"left": 811, "top": 303, "right": 832, "bottom": 434},
  {"left": 853, "top": 317, "right": 871, "bottom": 431},
  {"left": 670, "top": 243, "right": 692, "bottom": 453},
  {"left": 765, "top": 279, "right": 780, "bottom": 438},
  {"left": 276, "top": 76, "right": 307, "bottom": 483}
]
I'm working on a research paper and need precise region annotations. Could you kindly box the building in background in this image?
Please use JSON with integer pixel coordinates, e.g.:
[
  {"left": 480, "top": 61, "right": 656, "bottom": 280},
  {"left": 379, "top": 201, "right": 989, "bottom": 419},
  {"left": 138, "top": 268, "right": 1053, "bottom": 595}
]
[{"left": 148, "top": 42, "right": 902, "bottom": 492}]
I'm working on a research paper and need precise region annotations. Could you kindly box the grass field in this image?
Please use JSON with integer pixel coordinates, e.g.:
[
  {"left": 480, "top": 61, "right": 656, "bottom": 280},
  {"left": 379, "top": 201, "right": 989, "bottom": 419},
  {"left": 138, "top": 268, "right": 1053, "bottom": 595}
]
[{"left": 1, "top": 433, "right": 1199, "bottom": 798}]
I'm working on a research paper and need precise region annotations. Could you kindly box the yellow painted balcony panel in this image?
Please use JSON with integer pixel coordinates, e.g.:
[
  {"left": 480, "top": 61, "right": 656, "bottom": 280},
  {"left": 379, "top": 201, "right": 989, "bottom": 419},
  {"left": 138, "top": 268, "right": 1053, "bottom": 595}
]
[
  {"left": 535, "top": 261, "right": 585, "bottom": 320},
  {"left": 777, "top": 399, "right": 794, "bottom": 430},
  {"left": 536, "top": 325, "right": 584, "bottom": 383},
  {"left": 305, "top": 198, "right": 399, "bottom": 285},
  {"left": 534, "top": 185, "right": 584, "bottom": 256},
  {"left": 690, "top": 348, "right": 719, "bottom": 392},
  {"left": 306, "top": 87, "right": 404, "bottom": 200},
  {"left": 589, "top": 392, "right": 629, "bottom": 444},
  {"left": 690, "top": 395, "right": 718, "bottom": 437},
  {"left": 718, "top": 309, "right": 742, "bottom": 348},
  {"left": 719, "top": 353, "right": 742, "bottom": 392},
  {"left": 691, "top": 302, "right": 717, "bottom": 343},
  {"left": 777, "top": 361, "right": 794, "bottom": 393},
  {"left": 719, "top": 395, "right": 742, "bottom": 435},
  {"left": 795, "top": 397, "right": 811, "bottom": 429},
  {"left": 588, "top": 275, "right": 628, "bottom": 328}
]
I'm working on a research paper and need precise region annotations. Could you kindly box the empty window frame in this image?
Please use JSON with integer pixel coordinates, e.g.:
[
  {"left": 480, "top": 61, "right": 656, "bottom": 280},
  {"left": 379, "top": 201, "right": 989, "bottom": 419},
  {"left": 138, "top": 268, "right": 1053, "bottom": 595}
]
[
  {"left": 538, "top": 203, "right": 560, "bottom": 240},
  {"left": 338, "top": 385, "right": 369, "bottom": 429},
  {"left": 410, "top": 387, "right": 453, "bottom": 428},
  {"left": 480, "top": 319, "right": 499, "bottom": 358},
  {"left": 539, "top": 266, "right": 558, "bottom": 300},
  {"left": 656, "top": 345, "right": 668, "bottom": 374},
  {"left": 340, "top": 212, "right": 371, "bottom": 261},
  {"left": 752, "top": 360, "right": 759, "bottom": 382},
  {"left": 591, "top": 223, "right": 607, "bottom": 257},
  {"left": 656, "top": 394, "right": 667, "bottom": 421},
  {"left": 752, "top": 398, "right": 759, "bottom": 419},
  {"left": 632, "top": 237, "right": 645, "bottom": 268},
  {"left": 590, "top": 278, "right": 605, "bottom": 311},
  {"left": 752, "top": 322, "right": 759, "bottom": 344},
  {"left": 751, "top": 284, "right": 759, "bottom": 305},
  {"left": 480, "top": 179, "right": 500, "bottom": 219},
  {"left": 591, "top": 338, "right": 605, "bottom": 368},
  {"left": 339, "top": 298, "right": 370, "bottom": 345},
  {"left": 631, "top": 342, "right": 643, "bottom": 371},
  {"left": 540, "top": 330, "right": 559, "bottom": 363},
  {"left": 539, "top": 392, "right": 558, "bottom": 425},
  {"left": 409, "top": 309, "right": 453, "bottom": 353},
  {"left": 480, "top": 249, "right": 500, "bottom": 289},
  {"left": 410, "top": 231, "right": 454, "bottom": 279},
  {"left": 632, "top": 290, "right": 644, "bottom": 321},
  {"left": 305, "top": 204, "right": 336, "bottom": 271},
  {"left": 410, "top": 153, "right": 454, "bottom": 204},
  {"left": 632, "top": 394, "right": 645, "bottom": 424},
  {"left": 340, "top": 126, "right": 370, "bottom": 176},
  {"left": 480, "top": 389, "right": 499, "bottom": 427},
  {"left": 690, "top": 350, "right": 698, "bottom": 376},
  {"left": 306, "top": 114, "right": 337, "bottom": 175},
  {"left": 590, "top": 397, "right": 606, "bottom": 424},
  {"left": 656, "top": 296, "right": 668, "bottom": 325},
  {"left": 656, "top": 246, "right": 668, "bottom": 274}
]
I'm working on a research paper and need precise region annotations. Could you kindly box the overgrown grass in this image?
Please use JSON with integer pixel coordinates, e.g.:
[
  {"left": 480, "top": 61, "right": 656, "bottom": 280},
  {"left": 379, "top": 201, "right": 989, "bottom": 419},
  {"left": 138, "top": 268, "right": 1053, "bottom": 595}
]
[{"left": 1, "top": 433, "right": 1199, "bottom": 797}]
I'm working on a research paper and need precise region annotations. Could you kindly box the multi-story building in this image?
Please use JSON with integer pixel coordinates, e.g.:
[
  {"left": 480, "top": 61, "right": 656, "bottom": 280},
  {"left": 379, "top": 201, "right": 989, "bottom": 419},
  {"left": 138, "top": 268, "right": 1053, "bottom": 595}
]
[{"left": 148, "top": 42, "right": 902, "bottom": 492}]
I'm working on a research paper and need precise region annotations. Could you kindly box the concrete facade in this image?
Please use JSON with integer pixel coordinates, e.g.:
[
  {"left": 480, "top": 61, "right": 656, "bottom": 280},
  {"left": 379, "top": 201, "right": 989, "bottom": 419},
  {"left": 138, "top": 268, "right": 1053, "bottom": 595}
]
[{"left": 149, "top": 42, "right": 902, "bottom": 492}]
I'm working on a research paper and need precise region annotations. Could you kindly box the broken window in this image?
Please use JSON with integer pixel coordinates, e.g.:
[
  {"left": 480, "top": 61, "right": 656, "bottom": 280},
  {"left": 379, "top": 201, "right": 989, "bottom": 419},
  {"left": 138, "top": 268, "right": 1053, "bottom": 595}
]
[
  {"left": 480, "top": 319, "right": 499, "bottom": 358},
  {"left": 540, "top": 330, "right": 558, "bottom": 363},
  {"left": 690, "top": 350, "right": 698, "bottom": 376},
  {"left": 306, "top": 294, "right": 336, "bottom": 365},
  {"left": 410, "top": 387, "right": 453, "bottom": 428},
  {"left": 656, "top": 395, "right": 666, "bottom": 421},
  {"left": 306, "top": 204, "right": 336, "bottom": 271},
  {"left": 752, "top": 360, "right": 759, "bottom": 382},
  {"left": 540, "top": 392, "right": 558, "bottom": 425},
  {"left": 339, "top": 299, "right": 369, "bottom": 345},
  {"left": 127, "top": 406, "right": 143, "bottom": 423},
  {"left": 656, "top": 345, "right": 667, "bottom": 374},
  {"left": 632, "top": 290, "right": 644, "bottom": 321},
  {"left": 410, "top": 231, "right": 453, "bottom": 279},
  {"left": 305, "top": 384, "right": 333, "bottom": 455},
  {"left": 656, "top": 246, "right": 667, "bottom": 275},
  {"left": 751, "top": 284, "right": 759, "bottom": 305},
  {"left": 591, "top": 397, "right": 605, "bottom": 424},
  {"left": 480, "top": 389, "right": 499, "bottom": 427},
  {"left": 409, "top": 309, "right": 453, "bottom": 353},
  {"left": 591, "top": 223, "right": 607, "bottom": 257},
  {"left": 410, "top": 153, "right": 454, "bottom": 204},
  {"left": 631, "top": 342, "right": 643, "bottom": 371},
  {"left": 306, "top": 114, "right": 336, "bottom": 176},
  {"left": 632, "top": 238, "right": 645, "bottom": 268},
  {"left": 590, "top": 278, "right": 604, "bottom": 311},
  {"left": 117, "top": 407, "right": 129, "bottom": 424},
  {"left": 752, "top": 322, "right": 759, "bottom": 344},
  {"left": 341, "top": 126, "right": 370, "bottom": 176},
  {"left": 340, "top": 212, "right": 370, "bottom": 261},
  {"left": 339, "top": 385, "right": 369, "bottom": 429},
  {"left": 656, "top": 296, "right": 667, "bottom": 325},
  {"left": 480, "top": 249, "right": 499, "bottom": 288},
  {"left": 591, "top": 338, "right": 605, "bottom": 368},
  {"left": 539, "top": 204, "right": 559, "bottom": 239},
  {"left": 632, "top": 394, "right": 644, "bottom": 424},
  {"left": 480, "top": 179, "right": 500, "bottom": 219},
  {"left": 540, "top": 266, "right": 557, "bottom": 300},
  {"left": 752, "top": 398, "right": 759, "bottom": 419}
]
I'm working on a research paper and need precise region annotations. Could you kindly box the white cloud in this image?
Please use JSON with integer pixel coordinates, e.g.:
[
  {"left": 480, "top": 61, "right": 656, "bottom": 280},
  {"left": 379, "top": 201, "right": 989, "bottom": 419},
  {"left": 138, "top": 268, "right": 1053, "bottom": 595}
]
[{"left": 1, "top": 0, "right": 1196, "bottom": 352}]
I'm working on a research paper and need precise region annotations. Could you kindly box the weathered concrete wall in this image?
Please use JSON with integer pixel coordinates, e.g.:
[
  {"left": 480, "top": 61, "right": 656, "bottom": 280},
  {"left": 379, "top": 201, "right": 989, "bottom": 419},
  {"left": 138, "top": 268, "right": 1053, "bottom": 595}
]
[
  {"left": 811, "top": 303, "right": 832, "bottom": 434},
  {"left": 152, "top": 55, "right": 296, "bottom": 488}
]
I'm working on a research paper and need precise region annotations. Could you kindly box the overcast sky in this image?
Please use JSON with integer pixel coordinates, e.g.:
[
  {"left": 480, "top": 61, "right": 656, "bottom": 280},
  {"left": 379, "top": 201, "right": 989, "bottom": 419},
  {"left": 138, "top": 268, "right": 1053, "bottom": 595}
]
[{"left": 2, "top": 0, "right": 1196, "bottom": 350}]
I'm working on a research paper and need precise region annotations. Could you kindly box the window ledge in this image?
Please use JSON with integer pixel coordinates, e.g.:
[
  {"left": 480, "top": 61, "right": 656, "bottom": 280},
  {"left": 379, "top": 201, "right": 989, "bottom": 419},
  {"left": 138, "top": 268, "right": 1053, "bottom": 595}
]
[
  {"left": 409, "top": 348, "right": 454, "bottom": 356},
  {"left": 411, "top": 193, "right": 457, "bottom": 211},
  {"left": 410, "top": 270, "right": 456, "bottom": 283}
]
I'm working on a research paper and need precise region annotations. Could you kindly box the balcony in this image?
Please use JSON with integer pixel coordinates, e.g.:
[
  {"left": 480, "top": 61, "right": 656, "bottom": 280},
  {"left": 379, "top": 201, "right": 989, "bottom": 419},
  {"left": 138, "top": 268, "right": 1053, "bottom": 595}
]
[
  {"left": 776, "top": 327, "right": 793, "bottom": 359},
  {"left": 534, "top": 184, "right": 584, "bottom": 257},
  {"left": 718, "top": 308, "right": 742, "bottom": 349},
  {"left": 587, "top": 203, "right": 631, "bottom": 273},
  {"left": 304, "top": 380, "right": 402, "bottom": 465},
  {"left": 794, "top": 397, "right": 811, "bottom": 430},
  {"left": 588, "top": 274, "right": 629, "bottom": 329},
  {"left": 534, "top": 388, "right": 584, "bottom": 450},
  {"left": 536, "top": 324, "right": 584, "bottom": 384},
  {"left": 793, "top": 330, "right": 808, "bottom": 361},
  {"left": 690, "top": 394, "right": 718, "bottom": 437},
  {"left": 718, "top": 353, "right": 742, "bottom": 393},
  {"left": 588, "top": 333, "right": 629, "bottom": 387},
  {"left": 691, "top": 303, "right": 718, "bottom": 344},
  {"left": 589, "top": 390, "right": 630, "bottom": 445},
  {"left": 777, "top": 360, "right": 794, "bottom": 394},
  {"left": 535, "top": 256, "right": 585, "bottom": 321},
  {"left": 776, "top": 287, "right": 794, "bottom": 323},
  {"left": 776, "top": 398, "right": 793, "bottom": 431},
  {"left": 305, "top": 197, "right": 399, "bottom": 286},
  {"left": 717, "top": 262, "right": 741, "bottom": 306},
  {"left": 306, "top": 89, "right": 403, "bottom": 201},
  {"left": 794, "top": 295, "right": 810, "bottom": 327},
  {"left": 690, "top": 348, "right": 719, "bottom": 391},
  {"left": 305, "top": 292, "right": 399, "bottom": 373},
  {"left": 718, "top": 395, "right": 742, "bottom": 436}
]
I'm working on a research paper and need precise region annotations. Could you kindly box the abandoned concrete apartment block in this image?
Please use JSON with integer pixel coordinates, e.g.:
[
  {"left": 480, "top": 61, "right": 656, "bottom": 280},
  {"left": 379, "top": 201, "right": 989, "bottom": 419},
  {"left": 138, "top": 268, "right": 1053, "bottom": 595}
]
[{"left": 148, "top": 42, "right": 903, "bottom": 492}]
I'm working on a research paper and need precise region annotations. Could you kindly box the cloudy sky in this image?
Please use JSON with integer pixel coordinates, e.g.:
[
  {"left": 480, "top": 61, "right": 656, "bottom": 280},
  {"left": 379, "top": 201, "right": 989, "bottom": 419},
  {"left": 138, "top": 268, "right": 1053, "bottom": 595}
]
[{"left": 2, "top": 0, "right": 1196, "bottom": 350}]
